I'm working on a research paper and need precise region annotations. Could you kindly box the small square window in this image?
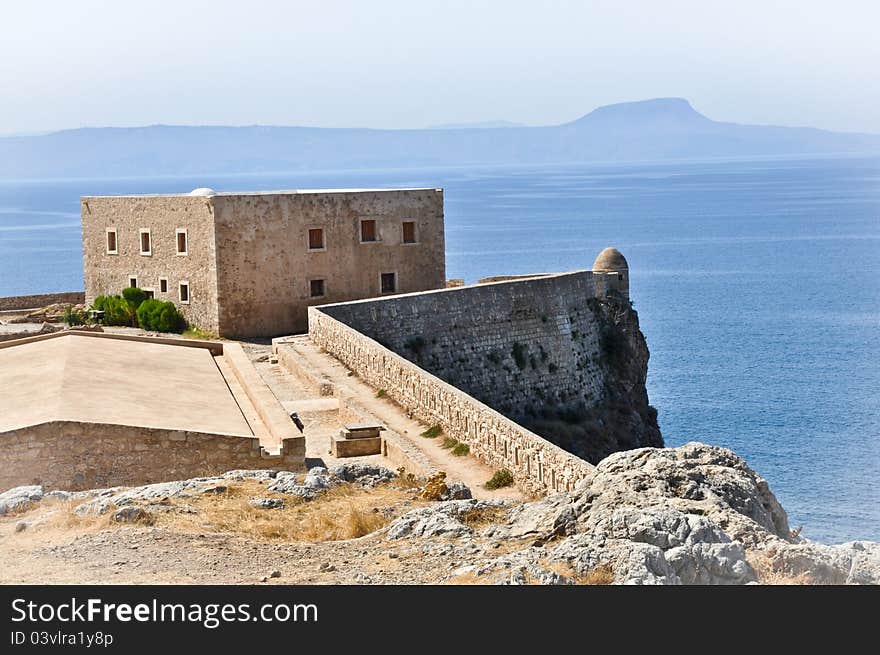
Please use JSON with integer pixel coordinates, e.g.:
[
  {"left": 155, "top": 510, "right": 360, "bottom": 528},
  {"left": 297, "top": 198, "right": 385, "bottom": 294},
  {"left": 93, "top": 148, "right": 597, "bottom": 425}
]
[
  {"left": 310, "top": 279, "right": 326, "bottom": 298},
  {"left": 139, "top": 229, "right": 152, "bottom": 255},
  {"left": 380, "top": 272, "right": 397, "bottom": 294},
  {"left": 143, "top": 289, "right": 155, "bottom": 299},
  {"left": 179, "top": 281, "right": 190, "bottom": 304},
  {"left": 360, "top": 219, "right": 377, "bottom": 242},
  {"left": 402, "top": 221, "right": 417, "bottom": 244},
  {"left": 308, "top": 228, "right": 325, "bottom": 251},
  {"left": 106, "top": 228, "right": 118, "bottom": 254},
  {"left": 128, "top": 276, "right": 138, "bottom": 288},
  {"left": 159, "top": 278, "right": 168, "bottom": 293},
  {"left": 176, "top": 229, "right": 188, "bottom": 255}
]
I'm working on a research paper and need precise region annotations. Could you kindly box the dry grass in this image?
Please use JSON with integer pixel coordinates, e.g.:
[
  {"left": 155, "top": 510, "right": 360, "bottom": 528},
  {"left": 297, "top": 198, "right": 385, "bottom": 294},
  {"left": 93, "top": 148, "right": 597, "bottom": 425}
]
[
  {"left": 541, "top": 560, "right": 615, "bottom": 585},
  {"left": 9, "top": 480, "right": 419, "bottom": 544},
  {"left": 394, "top": 467, "right": 422, "bottom": 490},
  {"left": 156, "top": 480, "right": 413, "bottom": 542},
  {"left": 746, "top": 552, "right": 813, "bottom": 585},
  {"left": 420, "top": 472, "right": 449, "bottom": 500},
  {"left": 459, "top": 505, "right": 508, "bottom": 529},
  {"left": 445, "top": 570, "right": 492, "bottom": 585}
]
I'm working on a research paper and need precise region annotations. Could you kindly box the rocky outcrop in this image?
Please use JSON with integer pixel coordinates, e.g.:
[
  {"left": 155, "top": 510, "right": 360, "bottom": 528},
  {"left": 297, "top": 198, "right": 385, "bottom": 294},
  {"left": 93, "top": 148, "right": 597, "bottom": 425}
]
[
  {"left": 388, "top": 442, "right": 879, "bottom": 585},
  {"left": 0, "top": 485, "right": 43, "bottom": 515},
  {"left": 4, "top": 443, "right": 875, "bottom": 585}
]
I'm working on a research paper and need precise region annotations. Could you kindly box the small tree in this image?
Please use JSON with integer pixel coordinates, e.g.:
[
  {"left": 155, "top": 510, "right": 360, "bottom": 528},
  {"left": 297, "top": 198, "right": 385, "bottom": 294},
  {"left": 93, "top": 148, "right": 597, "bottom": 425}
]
[{"left": 122, "top": 287, "right": 147, "bottom": 310}]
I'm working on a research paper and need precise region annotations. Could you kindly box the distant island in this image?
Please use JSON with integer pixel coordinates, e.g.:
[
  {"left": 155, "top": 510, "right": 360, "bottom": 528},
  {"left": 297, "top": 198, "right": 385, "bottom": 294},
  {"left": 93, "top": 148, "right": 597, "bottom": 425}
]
[{"left": 2, "top": 97, "right": 879, "bottom": 179}]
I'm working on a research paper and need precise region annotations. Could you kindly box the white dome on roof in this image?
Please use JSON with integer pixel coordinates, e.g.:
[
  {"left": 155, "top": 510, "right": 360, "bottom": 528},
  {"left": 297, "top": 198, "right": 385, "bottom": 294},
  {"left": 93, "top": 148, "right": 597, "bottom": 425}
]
[{"left": 189, "top": 187, "right": 216, "bottom": 197}]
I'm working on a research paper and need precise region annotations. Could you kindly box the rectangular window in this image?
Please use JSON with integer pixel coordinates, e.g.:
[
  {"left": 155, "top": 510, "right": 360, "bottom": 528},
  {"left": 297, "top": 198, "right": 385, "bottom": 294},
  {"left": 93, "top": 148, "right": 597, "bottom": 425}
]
[
  {"left": 159, "top": 278, "right": 168, "bottom": 293},
  {"left": 128, "top": 276, "right": 138, "bottom": 289},
  {"left": 106, "top": 228, "right": 118, "bottom": 254},
  {"left": 402, "top": 221, "right": 417, "bottom": 244},
  {"left": 308, "top": 228, "right": 325, "bottom": 251},
  {"left": 380, "top": 272, "right": 397, "bottom": 294},
  {"left": 143, "top": 288, "right": 155, "bottom": 299},
  {"left": 176, "top": 229, "right": 188, "bottom": 255},
  {"left": 360, "top": 219, "right": 377, "bottom": 242},
  {"left": 139, "top": 228, "right": 152, "bottom": 255},
  {"left": 310, "top": 279, "right": 326, "bottom": 298},
  {"left": 179, "top": 281, "right": 190, "bottom": 304}
]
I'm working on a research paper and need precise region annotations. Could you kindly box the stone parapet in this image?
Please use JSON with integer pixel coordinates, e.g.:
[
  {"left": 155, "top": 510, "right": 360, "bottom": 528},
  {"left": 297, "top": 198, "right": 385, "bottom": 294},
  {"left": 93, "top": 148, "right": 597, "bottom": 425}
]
[{"left": 308, "top": 306, "right": 594, "bottom": 496}]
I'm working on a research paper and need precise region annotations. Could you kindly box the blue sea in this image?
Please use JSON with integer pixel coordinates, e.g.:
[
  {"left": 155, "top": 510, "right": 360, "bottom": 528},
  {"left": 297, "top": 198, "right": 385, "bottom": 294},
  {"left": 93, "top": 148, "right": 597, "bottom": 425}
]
[{"left": 1, "top": 155, "right": 878, "bottom": 544}]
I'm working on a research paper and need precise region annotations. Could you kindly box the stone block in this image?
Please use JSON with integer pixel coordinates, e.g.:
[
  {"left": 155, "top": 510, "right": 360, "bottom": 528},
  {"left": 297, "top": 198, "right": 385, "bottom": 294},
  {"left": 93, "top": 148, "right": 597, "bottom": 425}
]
[{"left": 331, "top": 436, "right": 382, "bottom": 458}]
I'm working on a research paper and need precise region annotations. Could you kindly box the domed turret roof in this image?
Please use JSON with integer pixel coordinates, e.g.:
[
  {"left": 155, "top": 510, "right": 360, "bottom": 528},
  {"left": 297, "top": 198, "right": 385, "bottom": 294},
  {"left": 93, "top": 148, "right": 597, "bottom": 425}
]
[
  {"left": 189, "top": 187, "right": 216, "bottom": 197},
  {"left": 593, "top": 247, "right": 628, "bottom": 272}
]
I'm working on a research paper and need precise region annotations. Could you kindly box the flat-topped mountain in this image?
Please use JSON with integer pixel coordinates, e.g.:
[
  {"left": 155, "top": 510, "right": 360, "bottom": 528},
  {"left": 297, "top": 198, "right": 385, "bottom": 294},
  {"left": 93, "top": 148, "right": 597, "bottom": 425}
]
[
  {"left": 566, "top": 97, "right": 713, "bottom": 127},
  {"left": 2, "top": 98, "right": 878, "bottom": 179}
]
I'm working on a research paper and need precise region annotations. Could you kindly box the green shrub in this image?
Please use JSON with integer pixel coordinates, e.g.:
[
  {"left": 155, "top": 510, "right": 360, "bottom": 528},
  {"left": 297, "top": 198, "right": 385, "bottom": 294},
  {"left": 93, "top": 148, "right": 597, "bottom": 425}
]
[
  {"left": 137, "top": 298, "right": 184, "bottom": 333},
  {"left": 376, "top": 389, "right": 387, "bottom": 398},
  {"left": 420, "top": 424, "right": 442, "bottom": 439},
  {"left": 122, "top": 286, "right": 147, "bottom": 309},
  {"left": 485, "top": 469, "right": 514, "bottom": 490},
  {"left": 92, "top": 295, "right": 134, "bottom": 326},
  {"left": 440, "top": 436, "right": 458, "bottom": 449},
  {"left": 511, "top": 342, "right": 528, "bottom": 370},
  {"left": 62, "top": 305, "right": 87, "bottom": 326},
  {"left": 451, "top": 442, "right": 470, "bottom": 457},
  {"left": 136, "top": 298, "right": 162, "bottom": 330}
]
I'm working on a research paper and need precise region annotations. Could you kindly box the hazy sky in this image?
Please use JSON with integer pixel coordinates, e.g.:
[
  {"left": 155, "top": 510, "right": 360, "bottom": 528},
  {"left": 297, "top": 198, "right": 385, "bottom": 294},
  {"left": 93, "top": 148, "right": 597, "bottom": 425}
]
[{"left": 2, "top": 0, "right": 878, "bottom": 134}]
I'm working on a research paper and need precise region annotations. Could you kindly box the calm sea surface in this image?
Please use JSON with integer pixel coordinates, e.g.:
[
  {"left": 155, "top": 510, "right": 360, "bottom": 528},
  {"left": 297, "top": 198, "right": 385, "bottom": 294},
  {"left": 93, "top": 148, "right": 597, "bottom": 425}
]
[{"left": 1, "top": 156, "right": 878, "bottom": 543}]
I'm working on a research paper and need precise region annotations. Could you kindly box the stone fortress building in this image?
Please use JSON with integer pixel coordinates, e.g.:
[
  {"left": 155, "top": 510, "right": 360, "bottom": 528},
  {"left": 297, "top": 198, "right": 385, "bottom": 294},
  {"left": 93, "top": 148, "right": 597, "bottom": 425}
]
[
  {"left": 0, "top": 186, "right": 657, "bottom": 495},
  {"left": 81, "top": 188, "right": 446, "bottom": 337}
]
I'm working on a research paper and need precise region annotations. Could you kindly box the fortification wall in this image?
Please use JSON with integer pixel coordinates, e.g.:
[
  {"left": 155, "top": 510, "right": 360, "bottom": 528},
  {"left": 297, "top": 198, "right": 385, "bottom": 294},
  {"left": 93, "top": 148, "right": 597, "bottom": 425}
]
[
  {"left": 317, "top": 272, "right": 608, "bottom": 422},
  {"left": 313, "top": 270, "right": 662, "bottom": 466},
  {"left": 0, "top": 292, "right": 85, "bottom": 311},
  {"left": 0, "top": 421, "right": 304, "bottom": 492},
  {"left": 308, "top": 306, "right": 594, "bottom": 495}
]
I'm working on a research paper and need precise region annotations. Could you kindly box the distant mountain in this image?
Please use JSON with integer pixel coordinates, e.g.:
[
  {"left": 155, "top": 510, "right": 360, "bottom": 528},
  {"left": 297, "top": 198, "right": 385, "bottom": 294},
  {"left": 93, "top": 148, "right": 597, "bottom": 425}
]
[
  {"left": 1, "top": 98, "right": 878, "bottom": 179},
  {"left": 428, "top": 120, "right": 525, "bottom": 129}
]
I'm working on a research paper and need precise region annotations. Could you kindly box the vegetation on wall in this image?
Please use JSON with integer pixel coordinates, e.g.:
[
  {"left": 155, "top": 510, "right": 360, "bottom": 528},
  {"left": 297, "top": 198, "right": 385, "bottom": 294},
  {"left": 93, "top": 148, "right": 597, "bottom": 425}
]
[
  {"left": 404, "top": 335, "right": 426, "bottom": 355},
  {"left": 420, "top": 424, "right": 442, "bottom": 439},
  {"left": 485, "top": 469, "right": 514, "bottom": 489},
  {"left": 511, "top": 341, "right": 528, "bottom": 370}
]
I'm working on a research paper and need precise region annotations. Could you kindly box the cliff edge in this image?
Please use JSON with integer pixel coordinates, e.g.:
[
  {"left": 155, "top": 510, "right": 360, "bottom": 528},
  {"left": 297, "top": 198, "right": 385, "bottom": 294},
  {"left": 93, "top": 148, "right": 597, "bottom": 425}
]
[{"left": 521, "top": 294, "right": 663, "bottom": 463}]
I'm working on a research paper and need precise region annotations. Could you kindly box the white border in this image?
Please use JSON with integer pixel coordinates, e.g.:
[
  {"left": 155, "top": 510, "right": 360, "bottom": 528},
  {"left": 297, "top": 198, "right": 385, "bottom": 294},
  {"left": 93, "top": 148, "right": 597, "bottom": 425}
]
[
  {"left": 139, "top": 228, "right": 152, "bottom": 256},
  {"left": 175, "top": 228, "right": 188, "bottom": 256}
]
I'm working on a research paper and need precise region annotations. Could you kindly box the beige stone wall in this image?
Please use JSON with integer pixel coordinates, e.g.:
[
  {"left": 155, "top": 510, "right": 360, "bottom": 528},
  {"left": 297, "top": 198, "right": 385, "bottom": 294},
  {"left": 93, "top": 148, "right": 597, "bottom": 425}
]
[
  {"left": 308, "top": 306, "right": 594, "bottom": 496},
  {"left": 0, "top": 421, "right": 304, "bottom": 492},
  {"left": 0, "top": 292, "right": 85, "bottom": 311},
  {"left": 212, "top": 189, "right": 445, "bottom": 337},
  {"left": 318, "top": 271, "right": 608, "bottom": 423},
  {"left": 81, "top": 196, "right": 220, "bottom": 333}
]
